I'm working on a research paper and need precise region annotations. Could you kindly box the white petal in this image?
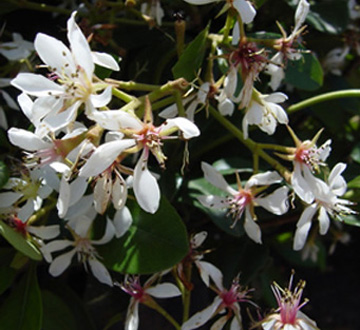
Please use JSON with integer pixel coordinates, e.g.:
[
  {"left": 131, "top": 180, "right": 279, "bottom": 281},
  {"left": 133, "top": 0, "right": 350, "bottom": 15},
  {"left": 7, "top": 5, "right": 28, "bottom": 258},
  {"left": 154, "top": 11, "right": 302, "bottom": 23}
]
[
  {"left": 11, "top": 73, "right": 64, "bottom": 97},
  {"left": 27, "top": 225, "right": 60, "bottom": 240},
  {"left": 246, "top": 171, "right": 283, "bottom": 188},
  {"left": 79, "top": 139, "right": 136, "bottom": 177},
  {"left": 146, "top": 283, "right": 181, "bottom": 298},
  {"left": 158, "top": 103, "right": 178, "bottom": 119},
  {"left": 196, "top": 260, "right": 224, "bottom": 290},
  {"left": 94, "top": 175, "right": 111, "bottom": 214},
  {"left": 67, "top": 11, "right": 94, "bottom": 79},
  {"left": 112, "top": 206, "right": 133, "bottom": 238},
  {"left": 328, "top": 162, "right": 347, "bottom": 196},
  {"left": 57, "top": 177, "right": 70, "bottom": 218},
  {"left": 232, "top": 21, "right": 240, "bottom": 45},
  {"left": 161, "top": 117, "right": 200, "bottom": 139},
  {"left": 125, "top": 300, "right": 139, "bottom": 330},
  {"left": 92, "top": 51, "right": 120, "bottom": 71},
  {"left": 18, "top": 199, "right": 35, "bottom": 222},
  {"left": 255, "top": 186, "right": 289, "bottom": 215},
  {"left": 34, "top": 33, "right": 76, "bottom": 77},
  {"left": 89, "top": 86, "right": 112, "bottom": 108},
  {"left": 49, "top": 249, "right": 77, "bottom": 276},
  {"left": 291, "top": 163, "right": 315, "bottom": 204},
  {"left": 318, "top": 206, "right": 330, "bottom": 235},
  {"left": 133, "top": 153, "right": 160, "bottom": 214},
  {"left": 8, "top": 128, "right": 51, "bottom": 151},
  {"left": 210, "top": 315, "right": 228, "bottom": 330},
  {"left": 89, "top": 109, "right": 143, "bottom": 131},
  {"left": 218, "top": 97, "right": 234, "bottom": 116},
  {"left": 244, "top": 207, "right": 262, "bottom": 244},
  {"left": 294, "top": 0, "right": 310, "bottom": 33},
  {"left": 92, "top": 218, "right": 115, "bottom": 245},
  {"left": 201, "top": 162, "right": 236, "bottom": 195},
  {"left": 0, "top": 192, "right": 23, "bottom": 207},
  {"left": 182, "top": 296, "right": 222, "bottom": 330},
  {"left": 263, "top": 92, "right": 288, "bottom": 104},
  {"left": 112, "top": 175, "right": 128, "bottom": 210},
  {"left": 233, "top": 0, "right": 257, "bottom": 24},
  {"left": 43, "top": 100, "right": 80, "bottom": 132},
  {"left": 293, "top": 204, "right": 318, "bottom": 250},
  {"left": 244, "top": 101, "right": 263, "bottom": 126},
  {"left": 88, "top": 258, "right": 113, "bottom": 286},
  {"left": 69, "top": 176, "right": 88, "bottom": 207},
  {"left": 191, "top": 231, "right": 208, "bottom": 248}
]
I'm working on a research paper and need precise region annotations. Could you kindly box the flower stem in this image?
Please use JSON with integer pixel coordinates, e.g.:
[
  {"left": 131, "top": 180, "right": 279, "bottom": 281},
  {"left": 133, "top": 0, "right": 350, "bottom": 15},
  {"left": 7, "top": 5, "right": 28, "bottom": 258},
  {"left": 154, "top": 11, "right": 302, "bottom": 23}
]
[
  {"left": 144, "top": 298, "right": 181, "bottom": 330},
  {"left": 112, "top": 87, "right": 137, "bottom": 103},
  {"left": 182, "top": 263, "right": 192, "bottom": 323},
  {"left": 106, "top": 79, "right": 161, "bottom": 92},
  {"left": 287, "top": 89, "right": 360, "bottom": 114},
  {"left": 208, "top": 105, "right": 292, "bottom": 182},
  {"left": 4, "top": 0, "right": 71, "bottom": 15}
]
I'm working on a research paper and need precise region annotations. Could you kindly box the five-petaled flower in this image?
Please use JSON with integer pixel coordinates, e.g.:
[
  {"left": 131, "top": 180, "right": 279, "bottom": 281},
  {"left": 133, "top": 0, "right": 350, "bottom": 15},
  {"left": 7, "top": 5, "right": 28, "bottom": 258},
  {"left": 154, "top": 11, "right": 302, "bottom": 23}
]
[{"left": 198, "top": 162, "right": 289, "bottom": 243}]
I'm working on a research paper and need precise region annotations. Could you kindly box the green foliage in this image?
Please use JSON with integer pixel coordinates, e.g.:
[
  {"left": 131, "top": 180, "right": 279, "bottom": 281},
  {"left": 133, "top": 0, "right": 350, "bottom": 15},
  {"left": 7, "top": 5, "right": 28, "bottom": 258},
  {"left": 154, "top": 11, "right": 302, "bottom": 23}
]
[
  {"left": 0, "top": 221, "right": 42, "bottom": 261},
  {"left": 0, "top": 265, "right": 42, "bottom": 330},
  {"left": 0, "top": 161, "right": 9, "bottom": 189},
  {"left": 285, "top": 52, "right": 324, "bottom": 91},
  {"left": 172, "top": 25, "right": 210, "bottom": 82},
  {"left": 99, "top": 197, "right": 189, "bottom": 274}
]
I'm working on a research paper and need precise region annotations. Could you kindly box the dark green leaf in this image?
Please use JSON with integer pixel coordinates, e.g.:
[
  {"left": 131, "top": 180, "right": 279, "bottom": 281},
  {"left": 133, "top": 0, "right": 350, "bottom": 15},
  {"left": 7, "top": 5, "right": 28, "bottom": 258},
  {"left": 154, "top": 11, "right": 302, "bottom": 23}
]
[
  {"left": 285, "top": 52, "right": 323, "bottom": 90},
  {"left": 350, "top": 143, "right": 360, "bottom": 164},
  {"left": 306, "top": 1, "right": 350, "bottom": 34},
  {"left": 0, "top": 161, "right": 9, "bottom": 189},
  {"left": 0, "top": 221, "right": 42, "bottom": 261},
  {"left": 0, "top": 264, "right": 42, "bottom": 330},
  {"left": 172, "top": 25, "right": 209, "bottom": 81},
  {"left": 98, "top": 197, "right": 189, "bottom": 274},
  {"left": 42, "top": 290, "right": 77, "bottom": 330},
  {"left": 347, "top": 175, "right": 360, "bottom": 189},
  {"left": 342, "top": 215, "right": 360, "bottom": 227},
  {"left": 0, "top": 266, "right": 16, "bottom": 295}
]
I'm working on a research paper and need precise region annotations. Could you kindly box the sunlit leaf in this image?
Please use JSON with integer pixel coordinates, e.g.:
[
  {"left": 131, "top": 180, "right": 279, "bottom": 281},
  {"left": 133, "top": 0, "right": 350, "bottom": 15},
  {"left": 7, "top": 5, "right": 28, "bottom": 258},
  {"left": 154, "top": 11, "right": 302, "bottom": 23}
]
[
  {"left": 0, "top": 221, "right": 42, "bottom": 261},
  {"left": 172, "top": 24, "right": 209, "bottom": 81}
]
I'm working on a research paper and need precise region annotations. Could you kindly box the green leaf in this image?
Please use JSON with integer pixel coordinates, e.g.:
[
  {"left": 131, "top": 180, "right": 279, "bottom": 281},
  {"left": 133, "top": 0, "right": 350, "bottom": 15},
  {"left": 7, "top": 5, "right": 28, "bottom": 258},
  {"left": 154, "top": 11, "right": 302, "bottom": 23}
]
[
  {"left": 350, "top": 143, "right": 360, "bottom": 164},
  {"left": 98, "top": 197, "right": 189, "bottom": 274},
  {"left": 285, "top": 52, "right": 323, "bottom": 91},
  {"left": 42, "top": 291, "right": 77, "bottom": 330},
  {"left": 347, "top": 175, "right": 360, "bottom": 189},
  {"left": 0, "top": 161, "right": 9, "bottom": 189},
  {"left": 0, "top": 266, "right": 16, "bottom": 295},
  {"left": 342, "top": 215, "right": 360, "bottom": 227},
  {"left": 0, "top": 221, "right": 42, "bottom": 261},
  {"left": 306, "top": 1, "right": 350, "bottom": 34},
  {"left": 172, "top": 25, "right": 209, "bottom": 81},
  {"left": 0, "top": 265, "right": 42, "bottom": 330}
]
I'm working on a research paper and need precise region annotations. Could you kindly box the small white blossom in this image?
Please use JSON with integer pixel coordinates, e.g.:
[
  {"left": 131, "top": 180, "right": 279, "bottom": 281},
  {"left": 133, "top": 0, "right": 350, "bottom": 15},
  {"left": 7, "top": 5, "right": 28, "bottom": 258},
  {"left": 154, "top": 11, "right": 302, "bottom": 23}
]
[
  {"left": 198, "top": 162, "right": 289, "bottom": 244},
  {"left": 0, "top": 32, "right": 34, "bottom": 61}
]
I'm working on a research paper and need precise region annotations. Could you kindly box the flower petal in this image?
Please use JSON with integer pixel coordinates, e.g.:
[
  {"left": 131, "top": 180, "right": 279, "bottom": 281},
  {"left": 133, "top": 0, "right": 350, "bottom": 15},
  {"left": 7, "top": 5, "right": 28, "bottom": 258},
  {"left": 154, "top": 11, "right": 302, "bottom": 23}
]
[
  {"left": 147, "top": 283, "right": 182, "bottom": 298},
  {"left": 293, "top": 204, "right": 318, "bottom": 250},
  {"left": 112, "top": 206, "right": 133, "bottom": 238},
  {"left": 318, "top": 206, "right": 330, "bottom": 235},
  {"left": 89, "top": 86, "right": 112, "bottom": 108},
  {"left": 91, "top": 51, "right": 120, "bottom": 71},
  {"left": 49, "top": 248, "right": 77, "bottom": 276},
  {"left": 7, "top": 128, "right": 51, "bottom": 151},
  {"left": 79, "top": 139, "right": 136, "bottom": 178},
  {"left": 133, "top": 152, "right": 160, "bottom": 214},
  {"left": 244, "top": 207, "right": 262, "bottom": 244},
  {"left": 201, "top": 162, "right": 236, "bottom": 195},
  {"left": 233, "top": 0, "right": 257, "bottom": 24},
  {"left": 11, "top": 73, "right": 64, "bottom": 97},
  {"left": 27, "top": 225, "right": 60, "bottom": 240},
  {"left": 196, "top": 260, "right": 224, "bottom": 290},
  {"left": 255, "top": 186, "right": 289, "bottom": 215},
  {"left": 67, "top": 11, "right": 94, "bottom": 79},
  {"left": 197, "top": 195, "right": 228, "bottom": 209},
  {"left": 246, "top": 171, "right": 283, "bottom": 188},
  {"left": 182, "top": 296, "right": 222, "bottom": 330},
  {"left": 88, "top": 258, "right": 113, "bottom": 286},
  {"left": 161, "top": 117, "right": 200, "bottom": 139}
]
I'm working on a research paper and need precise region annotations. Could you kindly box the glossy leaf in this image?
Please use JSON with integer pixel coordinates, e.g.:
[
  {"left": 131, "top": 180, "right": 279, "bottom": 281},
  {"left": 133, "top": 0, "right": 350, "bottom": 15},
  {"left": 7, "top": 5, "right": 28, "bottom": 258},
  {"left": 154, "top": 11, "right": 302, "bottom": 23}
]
[
  {"left": 0, "top": 265, "right": 42, "bottom": 330},
  {"left": 172, "top": 24, "right": 209, "bottom": 81},
  {"left": 0, "top": 220, "right": 42, "bottom": 261},
  {"left": 285, "top": 52, "right": 323, "bottom": 91},
  {"left": 98, "top": 197, "right": 189, "bottom": 274}
]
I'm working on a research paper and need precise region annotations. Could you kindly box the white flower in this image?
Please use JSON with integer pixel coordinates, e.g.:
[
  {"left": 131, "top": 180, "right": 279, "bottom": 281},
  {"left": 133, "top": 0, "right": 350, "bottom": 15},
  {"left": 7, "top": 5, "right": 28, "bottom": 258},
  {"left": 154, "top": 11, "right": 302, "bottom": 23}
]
[
  {"left": 265, "top": 0, "right": 310, "bottom": 90},
  {"left": 348, "top": 0, "right": 360, "bottom": 20},
  {"left": 198, "top": 162, "right": 289, "bottom": 244},
  {"left": 261, "top": 273, "right": 318, "bottom": 330},
  {"left": 182, "top": 275, "right": 254, "bottom": 330},
  {"left": 0, "top": 33, "right": 34, "bottom": 61},
  {"left": 118, "top": 274, "right": 181, "bottom": 330},
  {"left": 141, "top": 0, "right": 165, "bottom": 26},
  {"left": 293, "top": 162, "right": 355, "bottom": 251},
  {"left": 242, "top": 91, "right": 288, "bottom": 139},
  {"left": 323, "top": 46, "right": 350, "bottom": 76},
  {"left": 183, "top": 0, "right": 256, "bottom": 24},
  {"left": 41, "top": 215, "right": 115, "bottom": 286},
  {"left": 11, "top": 12, "right": 119, "bottom": 132},
  {"left": 86, "top": 105, "right": 200, "bottom": 214}
]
